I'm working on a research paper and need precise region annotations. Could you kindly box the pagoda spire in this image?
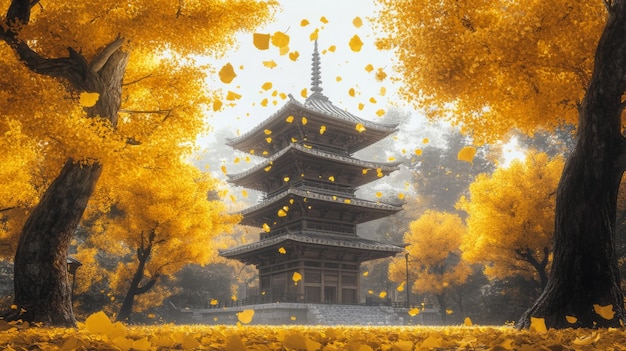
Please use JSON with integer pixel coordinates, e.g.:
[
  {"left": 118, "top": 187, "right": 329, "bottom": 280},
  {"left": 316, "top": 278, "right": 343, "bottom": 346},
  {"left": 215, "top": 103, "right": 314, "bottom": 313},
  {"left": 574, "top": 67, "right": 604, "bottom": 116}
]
[{"left": 310, "top": 40, "right": 323, "bottom": 93}]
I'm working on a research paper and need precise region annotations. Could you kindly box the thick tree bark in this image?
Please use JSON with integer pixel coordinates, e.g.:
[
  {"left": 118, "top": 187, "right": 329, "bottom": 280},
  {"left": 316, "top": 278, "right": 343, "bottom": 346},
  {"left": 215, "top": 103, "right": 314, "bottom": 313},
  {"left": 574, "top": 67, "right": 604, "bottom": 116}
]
[
  {"left": 12, "top": 160, "right": 102, "bottom": 327},
  {"left": 2, "top": 0, "right": 128, "bottom": 326},
  {"left": 518, "top": 1, "right": 626, "bottom": 329}
]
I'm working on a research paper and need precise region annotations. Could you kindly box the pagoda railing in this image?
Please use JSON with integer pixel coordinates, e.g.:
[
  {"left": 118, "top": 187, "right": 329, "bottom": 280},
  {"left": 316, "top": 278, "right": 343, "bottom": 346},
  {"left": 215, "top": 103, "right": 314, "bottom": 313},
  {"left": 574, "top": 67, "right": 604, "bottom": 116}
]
[{"left": 260, "top": 222, "right": 356, "bottom": 240}]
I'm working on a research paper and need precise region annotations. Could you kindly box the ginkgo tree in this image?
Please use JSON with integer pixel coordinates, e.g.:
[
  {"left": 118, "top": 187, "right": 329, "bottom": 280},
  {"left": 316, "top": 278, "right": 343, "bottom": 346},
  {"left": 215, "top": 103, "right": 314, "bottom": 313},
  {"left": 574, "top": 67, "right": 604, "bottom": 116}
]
[
  {"left": 376, "top": 0, "right": 626, "bottom": 328},
  {"left": 74, "top": 155, "right": 239, "bottom": 322},
  {"left": 388, "top": 210, "right": 471, "bottom": 323},
  {"left": 458, "top": 152, "right": 564, "bottom": 290},
  {"left": 0, "top": 0, "right": 273, "bottom": 326}
]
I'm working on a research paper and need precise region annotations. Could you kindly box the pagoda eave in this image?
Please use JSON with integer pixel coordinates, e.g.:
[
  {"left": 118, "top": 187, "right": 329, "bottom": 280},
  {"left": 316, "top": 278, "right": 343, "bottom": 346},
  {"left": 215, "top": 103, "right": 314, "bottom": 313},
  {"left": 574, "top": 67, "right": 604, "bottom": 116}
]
[{"left": 219, "top": 232, "right": 405, "bottom": 265}]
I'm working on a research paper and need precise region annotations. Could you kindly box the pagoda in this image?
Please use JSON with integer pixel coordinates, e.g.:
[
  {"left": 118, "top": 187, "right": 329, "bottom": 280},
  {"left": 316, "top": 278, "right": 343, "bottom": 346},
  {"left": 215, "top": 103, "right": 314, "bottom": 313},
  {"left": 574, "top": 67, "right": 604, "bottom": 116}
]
[{"left": 220, "top": 42, "right": 404, "bottom": 305}]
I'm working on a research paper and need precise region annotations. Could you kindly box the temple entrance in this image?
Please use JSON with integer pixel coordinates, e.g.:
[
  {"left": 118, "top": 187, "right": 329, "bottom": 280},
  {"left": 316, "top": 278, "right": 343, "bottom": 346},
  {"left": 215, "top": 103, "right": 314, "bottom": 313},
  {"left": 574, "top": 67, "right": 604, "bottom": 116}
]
[{"left": 324, "top": 286, "right": 337, "bottom": 303}]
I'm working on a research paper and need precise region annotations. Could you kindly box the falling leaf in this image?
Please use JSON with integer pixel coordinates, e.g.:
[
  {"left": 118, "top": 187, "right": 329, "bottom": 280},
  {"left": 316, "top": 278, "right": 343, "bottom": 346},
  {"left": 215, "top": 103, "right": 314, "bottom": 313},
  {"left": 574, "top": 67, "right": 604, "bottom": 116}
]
[
  {"left": 380, "top": 87, "right": 387, "bottom": 96},
  {"left": 446, "top": 309, "right": 453, "bottom": 315},
  {"left": 369, "top": 97, "right": 377, "bottom": 103},
  {"left": 464, "top": 317, "right": 473, "bottom": 326},
  {"left": 530, "top": 317, "right": 547, "bottom": 333},
  {"left": 415, "top": 149, "right": 423, "bottom": 156},
  {"left": 353, "top": 16, "right": 363, "bottom": 28},
  {"left": 264, "top": 165, "right": 272, "bottom": 172},
  {"left": 320, "top": 16, "right": 328, "bottom": 24},
  {"left": 356, "top": 123, "right": 366, "bottom": 133},
  {"left": 320, "top": 125, "right": 326, "bottom": 134},
  {"left": 210, "top": 299, "right": 218, "bottom": 306},
  {"left": 301, "top": 88, "right": 308, "bottom": 98},
  {"left": 263, "top": 223, "right": 271, "bottom": 232},
  {"left": 423, "top": 138, "right": 429, "bottom": 144},
  {"left": 408, "top": 308, "right": 420, "bottom": 316},
  {"left": 375, "top": 68, "right": 388, "bottom": 81},
  {"left": 594, "top": 304, "right": 615, "bottom": 320},
  {"left": 358, "top": 103, "right": 365, "bottom": 110},
  {"left": 265, "top": 137, "right": 272, "bottom": 143},
  {"left": 379, "top": 291, "right": 387, "bottom": 298},
  {"left": 328, "top": 45, "right": 336, "bottom": 52},
  {"left": 292, "top": 272, "right": 302, "bottom": 283},
  {"left": 236, "top": 309, "right": 255, "bottom": 324},
  {"left": 263, "top": 60, "right": 277, "bottom": 68},
  {"left": 344, "top": 199, "right": 351, "bottom": 203},
  {"left": 310, "top": 28, "right": 319, "bottom": 41},
  {"left": 398, "top": 193, "right": 405, "bottom": 200},
  {"left": 79, "top": 92, "right": 100, "bottom": 107},
  {"left": 218, "top": 63, "right": 237, "bottom": 83},
  {"left": 362, "top": 169, "right": 369, "bottom": 175},
  {"left": 375, "top": 191, "right": 382, "bottom": 198},
  {"left": 300, "top": 19, "right": 309, "bottom": 27},
  {"left": 368, "top": 290, "right": 373, "bottom": 295},
  {"left": 566, "top": 315, "right": 577, "bottom": 324},
  {"left": 271, "top": 31, "right": 290, "bottom": 48},
  {"left": 261, "top": 98, "right": 269, "bottom": 107},
  {"left": 365, "top": 64, "right": 374, "bottom": 72},
  {"left": 226, "top": 91, "right": 241, "bottom": 100},
  {"left": 328, "top": 176, "right": 335, "bottom": 182},
  {"left": 457, "top": 146, "right": 477, "bottom": 163},
  {"left": 278, "top": 247, "right": 286, "bottom": 254},
  {"left": 284, "top": 176, "right": 290, "bottom": 182},
  {"left": 253, "top": 33, "right": 270, "bottom": 50},
  {"left": 213, "top": 99, "right": 223, "bottom": 111},
  {"left": 262, "top": 82, "right": 273, "bottom": 90},
  {"left": 220, "top": 165, "right": 227, "bottom": 174},
  {"left": 289, "top": 51, "right": 299, "bottom": 61},
  {"left": 286, "top": 115, "right": 294, "bottom": 123},
  {"left": 336, "top": 76, "right": 342, "bottom": 82},
  {"left": 362, "top": 271, "right": 369, "bottom": 277},
  {"left": 349, "top": 35, "right": 363, "bottom": 52},
  {"left": 277, "top": 209, "right": 287, "bottom": 217},
  {"left": 376, "top": 109, "right": 385, "bottom": 117},
  {"left": 301, "top": 116, "right": 308, "bottom": 125},
  {"left": 348, "top": 88, "right": 356, "bottom": 97}
]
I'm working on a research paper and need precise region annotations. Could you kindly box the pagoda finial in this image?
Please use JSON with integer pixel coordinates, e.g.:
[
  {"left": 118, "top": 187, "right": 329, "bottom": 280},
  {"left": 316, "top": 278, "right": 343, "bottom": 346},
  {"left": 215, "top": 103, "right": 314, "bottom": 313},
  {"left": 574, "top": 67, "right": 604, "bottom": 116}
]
[{"left": 311, "top": 40, "right": 323, "bottom": 93}]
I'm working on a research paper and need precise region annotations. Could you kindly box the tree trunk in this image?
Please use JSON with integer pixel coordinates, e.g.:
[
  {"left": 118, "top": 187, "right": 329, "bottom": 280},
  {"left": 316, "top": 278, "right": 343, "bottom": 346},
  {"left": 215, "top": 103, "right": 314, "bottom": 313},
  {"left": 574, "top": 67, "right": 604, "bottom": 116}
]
[
  {"left": 518, "top": 1, "right": 626, "bottom": 329},
  {"left": 12, "top": 160, "right": 102, "bottom": 327},
  {"left": 116, "top": 232, "right": 159, "bottom": 323},
  {"left": 1, "top": 1, "right": 129, "bottom": 325},
  {"left": 436, "top": 293, "right": 448, "bottom": 325}
]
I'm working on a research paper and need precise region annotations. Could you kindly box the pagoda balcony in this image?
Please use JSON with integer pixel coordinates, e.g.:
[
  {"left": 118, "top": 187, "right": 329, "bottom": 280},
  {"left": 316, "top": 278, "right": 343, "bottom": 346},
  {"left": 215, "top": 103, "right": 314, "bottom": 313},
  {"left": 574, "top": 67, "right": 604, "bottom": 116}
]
[
  {"left": 266, "top": 180, "right": 354, "bottom": 199},
  {"left": 259, "top": 221, "right": 357, "bottom": 240}
]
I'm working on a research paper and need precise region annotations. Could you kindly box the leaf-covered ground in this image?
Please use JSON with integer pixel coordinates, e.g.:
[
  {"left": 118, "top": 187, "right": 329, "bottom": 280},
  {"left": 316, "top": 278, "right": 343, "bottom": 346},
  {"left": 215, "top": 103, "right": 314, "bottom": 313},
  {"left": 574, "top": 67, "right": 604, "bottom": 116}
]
[{"left": 2, "top": 312, "right": 626, "bottom": 350}]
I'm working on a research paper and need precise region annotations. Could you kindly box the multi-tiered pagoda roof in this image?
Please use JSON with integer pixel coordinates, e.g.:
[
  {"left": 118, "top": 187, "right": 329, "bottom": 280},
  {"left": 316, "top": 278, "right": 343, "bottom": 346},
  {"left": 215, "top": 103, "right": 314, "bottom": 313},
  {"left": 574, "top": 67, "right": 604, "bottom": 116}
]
[{"left": 220, "top": 41, "right": 404, "bottom": 305}]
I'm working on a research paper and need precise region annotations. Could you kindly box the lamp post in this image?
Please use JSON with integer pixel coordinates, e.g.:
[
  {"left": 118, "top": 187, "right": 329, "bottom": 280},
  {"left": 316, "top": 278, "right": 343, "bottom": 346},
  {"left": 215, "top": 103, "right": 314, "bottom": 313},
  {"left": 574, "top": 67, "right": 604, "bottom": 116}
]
[
  {"left": 66, "top": 257, "right": 82, "bottom": 300},
  {"left": 404, "top": 251, "right": 410, "bottom": 308}
]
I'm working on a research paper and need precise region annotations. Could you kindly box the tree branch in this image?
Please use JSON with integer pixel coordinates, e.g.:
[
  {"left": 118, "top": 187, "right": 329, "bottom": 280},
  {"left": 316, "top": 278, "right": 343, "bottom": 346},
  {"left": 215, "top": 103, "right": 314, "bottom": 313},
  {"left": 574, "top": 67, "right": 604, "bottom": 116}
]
[{"left": 89, "top": 36, "right": 124, "bottom": 74}]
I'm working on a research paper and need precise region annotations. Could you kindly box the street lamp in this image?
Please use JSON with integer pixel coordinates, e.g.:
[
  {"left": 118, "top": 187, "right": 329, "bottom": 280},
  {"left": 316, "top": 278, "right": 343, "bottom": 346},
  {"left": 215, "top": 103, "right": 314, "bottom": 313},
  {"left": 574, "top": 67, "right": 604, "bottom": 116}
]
[
  {"left": 67, "top": 257, "right": 82, "bottom": 299},
  {"left": 404, "top": 251, "right": 410, "bottom": 308}
]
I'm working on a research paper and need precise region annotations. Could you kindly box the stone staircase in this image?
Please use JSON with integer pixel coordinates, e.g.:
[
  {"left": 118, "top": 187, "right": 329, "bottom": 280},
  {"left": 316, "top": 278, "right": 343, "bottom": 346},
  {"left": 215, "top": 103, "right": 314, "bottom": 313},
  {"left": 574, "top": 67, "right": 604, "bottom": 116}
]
[{"left": 307, "top": 304, "right": 404, "bottom": 325}]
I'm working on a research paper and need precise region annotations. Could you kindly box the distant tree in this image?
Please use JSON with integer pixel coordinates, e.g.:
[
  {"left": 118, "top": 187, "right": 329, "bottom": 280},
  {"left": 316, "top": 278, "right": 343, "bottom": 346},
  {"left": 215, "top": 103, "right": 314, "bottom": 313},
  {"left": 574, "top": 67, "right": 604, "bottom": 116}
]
[
  {"left": 75, "top": 159, "right": 239, "bottom": 322},
  {"left": 388, "top": 210, "right": 471, "bottom": 323},
  {"left": 458, "top": 152, "right": 563, "bottom": 290}
]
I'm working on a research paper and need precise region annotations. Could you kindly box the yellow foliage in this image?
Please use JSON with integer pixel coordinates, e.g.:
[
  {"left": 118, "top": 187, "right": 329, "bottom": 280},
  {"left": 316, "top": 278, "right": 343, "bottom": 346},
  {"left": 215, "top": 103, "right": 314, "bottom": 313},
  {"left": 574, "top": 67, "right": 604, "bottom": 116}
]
[
  {"left": 375, "top": 1, "right": 606, "bottom": 142},
  {"left": 458, "top": 152, "right": 563, "bottom": 282},
  {"left": 389, "top": 211, "right": 469, "bottom": 295}
]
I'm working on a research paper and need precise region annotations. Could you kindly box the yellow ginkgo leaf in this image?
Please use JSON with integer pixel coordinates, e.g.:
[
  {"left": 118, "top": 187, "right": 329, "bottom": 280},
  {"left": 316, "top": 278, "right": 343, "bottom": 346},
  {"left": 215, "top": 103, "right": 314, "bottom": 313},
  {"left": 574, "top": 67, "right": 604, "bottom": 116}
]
[
  {"left": 253, "top": 33, "right": 270, "bottom": 50},
  {"left": 79, "top": 92, "right": 100, "bottom": 107},
  {"left": 301, "top": 88, "right": 308, "bottom": 98},
  {"left": 292, "top": 272, "right": 302, "bottom": 282},
  {"left": 213, "top": 99, "right": 223, "bottom": 111},
  {"left": 289, "top": 51, "right": 299, "bottom": 61},
  {"left": 236, "top": 309, "right": 255, "bottom": 324},
  {"left": 380, "top": 87, "right": 387, "bottom": 96},
  {"left": 226, "top": 91, "right": 241, "bottom": 101},
  {"left": 593, "top": 304, "right": 615, "bottom": 320},
  {"left": 369, "top": 97, "right": 377, "bottom": 103},
  {"left": 220, "top": 165, "right": 227, "bottom": 174},
  {"left": 301, "top": 116, "right": 308, "bottom": 125},
  {"left": 210, "top": 299, "right": 218, "bottom": 306},
  {"left": 320, "top": 125, "right": 326, "bottom": 134},
  {"left": 376, "top": 109, "right": 385, "bottom": 117},
  {"left": 265, "top": 137, "right": 272, "bottom": 143},
  {"left": 286, "top": 115, "right": 294, "bottom": 123},
  {"left": 271, "top": 31, "right": 290, "bottom": 48},
  {"left": 365, "top": 64, "right": 374, "bottom": 73},
  {"left": 349, "top": 35, "right": 363, "bottom": 52},
  {"left": 263, "top": 60, "right": 277, "bottom": 69},
  {"left": 336, "top": 76, "right": 342, "bottom": 82},
  {"left": 283, "top": 176, "right": 290, "bottom": 182},
  {"left": 566, "top": 315, "right": 578, "bottom": 324},
  {"left": 263, "top": 223, "right": 270, "bottom": 232},
  {"left": 218, "top": 63, "right": 236, "bottom": 84},
  {"left": 408, "top": 308, "right": 420, "bottom": 316},
  {"left": 348, "top": 88, "right": 356, "bottom": 97},
  {"left": 423, "top": 138, "right": 430, "bottom": 144},
  {"left": 278, "top": 247, "right": 286, "bottom": 254},
  {"left": 320, "top": 16, "right": 328, "bottom": 24},
  {"left": 530, "top": 317, "right": 547, "bottom": 333},
  {"left": 300, "top": 19, "right": 309, "bottom": 27},
  {"left": 398, "top": 193, "right": 405, "bottom": 199},
  {"left": 375, "top": 191, "right": 383, "bottom": 198},
  {"left": 328, "top": 176, "right": 335, "bottom": 182},
  {"left": 310, "top": 28, "right": 319, "bottom": 41},
  {"left": 328, "top": 45, "right": 336, "bottom": 52},
  {"left": 353, "top": 16, "right": 363, "bottom": 28},
  {"left": 358, "top": 103, "right": 365, "bottom": 110},
  {"left": 464, "top": 317, "right": 473, "bottom": 326},
  {"left": 261, "top": 82, "right": 272, "bottom": 90},
  {"left": 356, "top": 123, "right": 366, "bottom": 133},
  {"left": 376, "top": 68, "right": 388, "bottom": 81},
  {"left": 362, "top": 271, "right": 369, "bottom": 277},
  {"left": 261, "top": 98, "right": 269, "bottom": 107},
  {"left": 415, "top": 149, "right": 423, "bottom": 156},
  {"left": 379, "top": 291, "right": 387, "bottom": 298},
  {"left": 344, "top": 199, "right": 351, "bottom": 204},
  {"left": 457, "top": 146, "right": 477, "bottom": 163},
  {"left": 277, "top": 209, "right": 287, "bottom": 217},
  {"left": 368, "top": 290, "right": 373, "bottom": 295}
]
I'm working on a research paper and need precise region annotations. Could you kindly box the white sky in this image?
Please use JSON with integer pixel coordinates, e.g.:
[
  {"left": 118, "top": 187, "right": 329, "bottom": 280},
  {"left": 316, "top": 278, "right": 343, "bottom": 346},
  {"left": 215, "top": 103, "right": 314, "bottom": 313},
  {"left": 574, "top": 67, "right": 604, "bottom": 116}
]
[{"left": 198, "top": 0, "right": 406, "bottom": 144}]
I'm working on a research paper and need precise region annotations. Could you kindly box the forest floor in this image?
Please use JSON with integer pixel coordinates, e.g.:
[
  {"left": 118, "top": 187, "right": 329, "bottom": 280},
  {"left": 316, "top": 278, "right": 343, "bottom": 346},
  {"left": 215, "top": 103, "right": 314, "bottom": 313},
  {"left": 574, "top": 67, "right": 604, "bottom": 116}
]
[{"left": 1, "top": 311, "right": 625, "bottom": 350}]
